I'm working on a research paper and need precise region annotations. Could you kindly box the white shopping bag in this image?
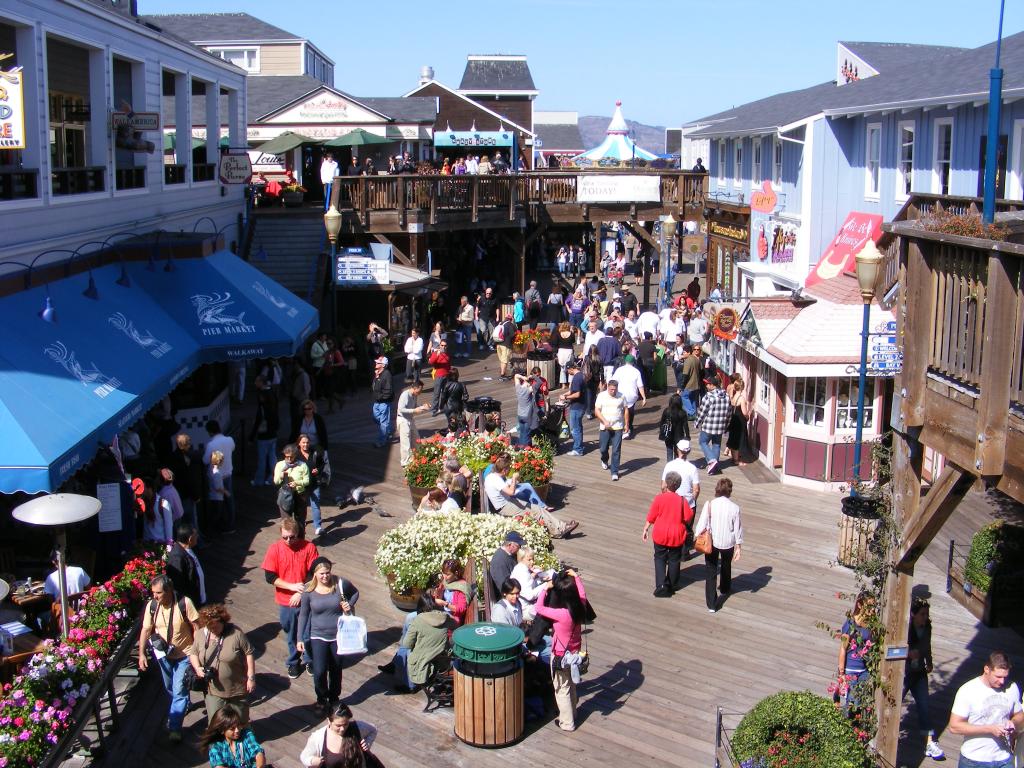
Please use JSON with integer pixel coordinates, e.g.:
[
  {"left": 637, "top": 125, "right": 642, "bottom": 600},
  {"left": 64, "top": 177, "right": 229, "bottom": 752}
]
[{"left": 336, "top": 614, "right": 368, "bottom": 655}]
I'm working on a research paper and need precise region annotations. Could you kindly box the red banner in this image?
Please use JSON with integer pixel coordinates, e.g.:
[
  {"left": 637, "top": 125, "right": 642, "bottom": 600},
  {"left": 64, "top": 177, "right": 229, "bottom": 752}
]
[{"left": 805, "top": 212, "right": 883, "bottom": 287}]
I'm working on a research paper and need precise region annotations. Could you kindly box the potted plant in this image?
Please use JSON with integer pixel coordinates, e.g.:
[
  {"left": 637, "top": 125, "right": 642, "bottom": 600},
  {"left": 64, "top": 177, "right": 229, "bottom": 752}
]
[
  {"left": 374, "top": 511, "right": 557, "bottom": 610},
  {"left": 729, "top": 690, "right": 872, "bottom": 768},
  {"left": 949, "top": 520, "right": 1024, "bottom": 626},
  {"left": 281, "top": 182, "right": 307, "bottom": 207}
]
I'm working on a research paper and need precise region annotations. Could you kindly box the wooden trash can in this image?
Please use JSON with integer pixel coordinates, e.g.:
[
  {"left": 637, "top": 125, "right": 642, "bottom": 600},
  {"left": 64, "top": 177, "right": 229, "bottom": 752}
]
[{"left": 452, "top": 623, "right": 525, "bottom": 748}]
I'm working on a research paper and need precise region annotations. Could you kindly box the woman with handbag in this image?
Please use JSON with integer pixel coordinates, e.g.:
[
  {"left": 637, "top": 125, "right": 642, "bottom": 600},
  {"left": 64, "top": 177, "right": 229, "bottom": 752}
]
[
  {"left": 693, "top": 478, "right": 743, "bottom": 613},
  {"left": 658, "top": 394, "right": 690, "bottom": 462},
  {"left": 642, "top": 472, "right": 694, "bottom": 597},
  {"left": 274, "top": 444, "right": 310, "bottom": 530},
  {"left": 300, "top": 703, "right": 384, "bottom": 768},
  {"left": 199, "top": 704, "right": 266, "bottom": 768},
  {"left": 189, "top": 604, "right": 256, "bottom": 722},
  {"left": 534, "top": 569, "right": 587, "bottom": 732},
  {"left": 297, "top": 557, "right": 359, "bottom": 715},
  {"left": 298, "top": 434, "right": 330, "bottom": 538}
]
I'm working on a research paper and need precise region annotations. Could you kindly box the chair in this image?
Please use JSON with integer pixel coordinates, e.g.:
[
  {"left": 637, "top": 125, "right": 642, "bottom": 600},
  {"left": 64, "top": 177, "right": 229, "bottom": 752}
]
[{"left": 422, "top": 652, "right": 454, "bottom": 713}]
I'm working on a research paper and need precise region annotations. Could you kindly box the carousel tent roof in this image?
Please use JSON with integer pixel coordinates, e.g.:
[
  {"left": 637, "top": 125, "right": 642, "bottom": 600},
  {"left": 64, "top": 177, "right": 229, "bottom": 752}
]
[{"left": 572, "top": 101, "right": 658, "bottom": 162}]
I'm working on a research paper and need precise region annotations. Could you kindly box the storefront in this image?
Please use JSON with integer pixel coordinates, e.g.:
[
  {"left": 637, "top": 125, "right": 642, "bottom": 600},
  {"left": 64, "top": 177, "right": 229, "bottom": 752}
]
[
  {"left": 704, "top": 202, "right": 750, "bottom": 298},
  {"left": 433, "top": 129, "right": 518, "bottom": 164},
  {"left": 728, "top": 275, "right": 893, "bottom": 492}
]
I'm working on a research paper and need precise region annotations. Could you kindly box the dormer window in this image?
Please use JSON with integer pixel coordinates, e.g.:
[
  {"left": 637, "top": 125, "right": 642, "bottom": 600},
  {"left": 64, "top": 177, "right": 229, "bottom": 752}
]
[{"left": 209, "top": 47, "right": 259, "bottom": 72}]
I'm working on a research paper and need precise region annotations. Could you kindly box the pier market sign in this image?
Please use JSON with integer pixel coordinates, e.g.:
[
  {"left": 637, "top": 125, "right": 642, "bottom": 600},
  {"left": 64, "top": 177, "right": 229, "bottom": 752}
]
[
  {"left": 576, "top": 174, "right": 660, "bottom": 203},
  {"left": 0, "top": 65, "right": 26, "bottom": 150}
]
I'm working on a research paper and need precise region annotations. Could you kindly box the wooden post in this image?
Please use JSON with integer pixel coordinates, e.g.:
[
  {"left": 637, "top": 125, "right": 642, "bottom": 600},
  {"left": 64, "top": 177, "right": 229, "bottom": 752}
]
[
  {"left": 975, "top": 252, "right": 1017, "bottom": 474},
  {"left": 509, "top": 175, "right": 517, "bottom": 222},
  {"left": 518, "top": 230, "right": 526, "bottom": 296},
  {"left": 593, "top": 226, "right": 602, "bottom": 279},
  {"left": 361, "top": 177, "right": 370, "bottom": 228},
  {"left": 900, "top": 237, "right": 932, "bottom": 428},
  {"left": 398, "top": 177, "right": 407, "bottom": 229},
  {"left": 873, "top": 424, "right": 923, "bottom": 765},
  {"left": 471, "top": 176, "right": 479, "bottom": 223}
]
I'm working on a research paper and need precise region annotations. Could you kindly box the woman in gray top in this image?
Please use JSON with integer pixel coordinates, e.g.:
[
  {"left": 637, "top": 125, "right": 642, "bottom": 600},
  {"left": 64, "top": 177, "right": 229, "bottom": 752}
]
[
  {"left": 297, "top": 557, "right": 359, "bottom": 713},
  {"left": 514, "top": 373, "right": 540, "bottom": 447}
]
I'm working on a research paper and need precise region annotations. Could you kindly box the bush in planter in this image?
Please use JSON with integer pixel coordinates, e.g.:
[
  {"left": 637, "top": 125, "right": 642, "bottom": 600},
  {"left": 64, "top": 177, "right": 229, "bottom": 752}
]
[
  {"left": 374, "top": 511, "right": 557, "bottom": 593},
  {"left": 964, "top": 520, "right": 1024, "bottom": 594},
  {"left": 731, "top": 691, "right": 871, "bottom": 768},
  {"left": 403, "top": 432, "right": 555, "bottom": 489}
]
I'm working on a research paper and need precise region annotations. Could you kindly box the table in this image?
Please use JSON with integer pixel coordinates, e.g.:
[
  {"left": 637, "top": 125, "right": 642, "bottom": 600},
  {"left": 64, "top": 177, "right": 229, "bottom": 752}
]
[{"left": 0, "top": 623, "right": 46, "bottom": 683}]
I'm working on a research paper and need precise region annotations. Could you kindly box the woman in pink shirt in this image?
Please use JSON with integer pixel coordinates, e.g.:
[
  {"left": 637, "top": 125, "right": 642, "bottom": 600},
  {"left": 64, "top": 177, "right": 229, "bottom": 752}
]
[{"left": 535, "top": 569, "right": 587, "bottom": 731}]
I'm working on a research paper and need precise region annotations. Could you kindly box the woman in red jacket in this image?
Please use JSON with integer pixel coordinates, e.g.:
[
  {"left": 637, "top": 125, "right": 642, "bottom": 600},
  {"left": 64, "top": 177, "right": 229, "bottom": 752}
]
[{"left": 642, "top": 472, "right": 694, "bottom": 598}]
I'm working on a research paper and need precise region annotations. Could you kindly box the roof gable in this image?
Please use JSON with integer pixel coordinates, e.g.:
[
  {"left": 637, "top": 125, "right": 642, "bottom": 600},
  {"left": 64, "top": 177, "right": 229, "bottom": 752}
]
[
  {"left": 404, "top": 80, "right": 534, "bottom": 135},
  {"left": 458, "top": 55, "right": 536, "bottom": 92},
  {"left": 143, "top": 13, "right": 301, "bottom": 42},
  {"left": 259, "top": 86, "right": 391, "bottom": 124}
]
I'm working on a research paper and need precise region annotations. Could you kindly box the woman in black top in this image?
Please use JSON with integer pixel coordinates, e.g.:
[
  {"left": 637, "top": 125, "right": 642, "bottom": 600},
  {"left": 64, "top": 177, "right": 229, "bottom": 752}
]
[
  {"left": 658, "top": 394, "right": 690, "bottom": 461},
  {"left": 440, "top": 368, "right": 469, "bottom": 433},
  {"left": 551, "top": 322, "right": 577, "bottom": 388},
  {"left": 904, "top": 597, "right": 944, "bottom": 759}
]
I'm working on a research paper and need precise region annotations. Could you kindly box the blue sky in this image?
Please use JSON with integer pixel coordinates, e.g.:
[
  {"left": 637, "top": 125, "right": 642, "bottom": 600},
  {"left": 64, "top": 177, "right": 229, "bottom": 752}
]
[{"left": 141, "top": 0, "right": 1022, "bottom": 127}]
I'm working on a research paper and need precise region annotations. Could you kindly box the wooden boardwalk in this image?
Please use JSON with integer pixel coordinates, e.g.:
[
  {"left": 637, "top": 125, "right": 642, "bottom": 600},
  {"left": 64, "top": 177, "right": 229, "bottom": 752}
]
[{"left": 97, "top": 354, "right": 1024, "bottom": 768}]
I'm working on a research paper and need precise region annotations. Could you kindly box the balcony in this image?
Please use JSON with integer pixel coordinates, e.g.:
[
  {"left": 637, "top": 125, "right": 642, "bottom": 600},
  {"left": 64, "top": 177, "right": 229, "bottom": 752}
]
[
  {"left": 0, "top": 169, "right": 39, "bottom": 201},
  {"left": 51, "top": 167, "right": 105, "bottom": 196},
  {"left": 115, "top": 166, "right": 147, "bottom": 191},
  {"left": 192, "top": 163, "right": 216, "bottom": 183},
  {"left": 164, "top": 164, "right": 187, "bottom": 185}
]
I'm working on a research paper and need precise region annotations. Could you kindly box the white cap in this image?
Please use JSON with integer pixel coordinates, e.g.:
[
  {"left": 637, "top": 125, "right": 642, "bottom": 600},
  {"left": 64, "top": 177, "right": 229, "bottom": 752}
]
[
  {"left": 676, "top": 439, "right": 691, "bottom": 452},
  {"left": 375, "top": 356, "right": 388, "bottom": 366}
]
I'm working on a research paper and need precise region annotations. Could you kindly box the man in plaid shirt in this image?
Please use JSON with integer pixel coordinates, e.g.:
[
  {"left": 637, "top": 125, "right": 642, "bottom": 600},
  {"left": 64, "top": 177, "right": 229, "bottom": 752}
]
[{"left": 694, "top": 376, "right": 732, "bottom": 475}]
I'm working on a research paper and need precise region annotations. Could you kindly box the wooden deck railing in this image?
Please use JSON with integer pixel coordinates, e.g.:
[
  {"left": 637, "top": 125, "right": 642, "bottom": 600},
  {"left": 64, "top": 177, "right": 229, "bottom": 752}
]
[{"left": 331, "top": 170, "right": 707, "bottom": 223}]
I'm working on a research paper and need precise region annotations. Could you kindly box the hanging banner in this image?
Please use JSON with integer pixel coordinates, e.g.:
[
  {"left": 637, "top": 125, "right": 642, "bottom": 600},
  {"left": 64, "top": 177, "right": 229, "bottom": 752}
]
[
  {"left": 806, "top": 211, "right": 883, "bottom": 286},
  {"left": 0, "top": 67, "right": 26, "bottom": 150},
  {"left": 712, "top": 308, "right": 740, "bottom": 340},
  {"left": 577, "top": 174, "right": 660, "bottom": 203}
]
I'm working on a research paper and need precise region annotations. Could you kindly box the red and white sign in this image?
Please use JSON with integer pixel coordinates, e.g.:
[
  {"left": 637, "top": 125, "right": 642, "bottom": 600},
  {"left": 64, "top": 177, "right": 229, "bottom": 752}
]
[{"left": 805, "top": 211, "right": 883, "bottom": 287}]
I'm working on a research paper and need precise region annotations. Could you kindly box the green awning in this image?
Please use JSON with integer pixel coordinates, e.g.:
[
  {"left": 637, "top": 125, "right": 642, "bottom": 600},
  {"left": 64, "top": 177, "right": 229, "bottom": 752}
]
[
  {"left": 258, "top": 131, "right": 315, "bottom": 155},
  {"left": 322, "top": 129, "right": 393, "bottom": 148}
]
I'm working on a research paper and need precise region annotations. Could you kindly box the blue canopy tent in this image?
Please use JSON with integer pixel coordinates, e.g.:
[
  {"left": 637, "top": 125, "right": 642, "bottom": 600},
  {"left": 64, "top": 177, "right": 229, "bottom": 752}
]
[{"left": 0, "top": 251, "right": 317, "bottom": 494}]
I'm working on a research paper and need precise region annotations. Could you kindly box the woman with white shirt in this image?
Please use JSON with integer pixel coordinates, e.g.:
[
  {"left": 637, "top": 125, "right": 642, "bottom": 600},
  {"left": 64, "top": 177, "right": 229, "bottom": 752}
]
[
  {"left": 510, "top": 547, "right": 547, "bottom": 619},
  {"left": 693, "top": 478, "right": 744, "bottom": 614},
  {"left": 300, "top": 703, "right": 382, "bottom": 768}
]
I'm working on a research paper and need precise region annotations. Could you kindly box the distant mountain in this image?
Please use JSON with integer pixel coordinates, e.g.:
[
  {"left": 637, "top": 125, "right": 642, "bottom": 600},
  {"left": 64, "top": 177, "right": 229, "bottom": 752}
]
[{"left": 578, "top": 116, "right": 667, "bottom": 155}]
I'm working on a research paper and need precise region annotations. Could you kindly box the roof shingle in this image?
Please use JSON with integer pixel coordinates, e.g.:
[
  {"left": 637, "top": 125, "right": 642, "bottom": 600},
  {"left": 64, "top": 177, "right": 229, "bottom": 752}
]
[
  {"left": 459, "top": 56, "right": 536, "bottom": 91},
  {"left": 143, "top": 13, "right": 301, "bottom": 42}
]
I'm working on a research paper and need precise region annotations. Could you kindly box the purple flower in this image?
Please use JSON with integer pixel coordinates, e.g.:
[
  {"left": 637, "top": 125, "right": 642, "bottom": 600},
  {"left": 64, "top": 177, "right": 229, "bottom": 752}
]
[{"left": 18, "top": 730, "right": 31, "bottom": 741}]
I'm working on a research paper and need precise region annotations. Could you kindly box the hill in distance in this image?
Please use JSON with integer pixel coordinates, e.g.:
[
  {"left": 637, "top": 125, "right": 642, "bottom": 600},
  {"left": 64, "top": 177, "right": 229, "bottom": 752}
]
[{"left": 578, "top": 116, "right": 667, "bottom": 155}]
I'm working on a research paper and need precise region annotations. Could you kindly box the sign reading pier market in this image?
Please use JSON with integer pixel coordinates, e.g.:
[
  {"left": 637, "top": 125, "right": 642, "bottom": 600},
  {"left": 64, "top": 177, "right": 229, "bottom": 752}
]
[{"left": 576, "top": 174, "right": 661, "bottom": 203}]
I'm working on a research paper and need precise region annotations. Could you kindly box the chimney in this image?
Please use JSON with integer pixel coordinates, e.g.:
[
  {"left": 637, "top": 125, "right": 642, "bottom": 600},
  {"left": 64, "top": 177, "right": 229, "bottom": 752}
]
[{"left": 419, "top": 65, "right": 435, "bottom": 85}]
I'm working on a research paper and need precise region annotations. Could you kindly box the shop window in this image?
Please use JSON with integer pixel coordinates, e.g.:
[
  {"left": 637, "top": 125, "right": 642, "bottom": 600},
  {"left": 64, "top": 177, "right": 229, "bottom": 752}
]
[
  {"left": 865, "top": 123, "right": 881, "bottom": 199},
  {"left": 896, "top": 121, "right": 915, "bottom": 199},
  {"left": 835, "top": 377, "right": 874, "bottom": 431},
  {"left": 717, "top": 141, "right": 726, "bottom": 183},
  {"left": 49, "top": 92, "right": 88, "bottom": 168},
  {"left": 752, "top": 141, "right": 761, "bottom": 185},
  {"left": 757, "top": 360, "right": 771, "bottom": 409},
  {"left": 773, "top": 137, "right": 782, "bottom": 185},
  {"left": 933, "top": 119, "right": 952, "bottom": 195},
  {"left": 733, "top": 142, "right": 742, "bottom": 186},
  {"left": 793, "top": 377, "right": 826, "bottom": 427},
  {"left": 210, "top": 47, "right": 258, "bottom": 72}
]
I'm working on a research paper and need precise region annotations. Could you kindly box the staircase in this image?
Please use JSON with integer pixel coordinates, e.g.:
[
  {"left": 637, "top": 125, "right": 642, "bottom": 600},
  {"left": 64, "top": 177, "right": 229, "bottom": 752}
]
[{"left": 248, "top": 212, "right": 327, "bottom": 304}]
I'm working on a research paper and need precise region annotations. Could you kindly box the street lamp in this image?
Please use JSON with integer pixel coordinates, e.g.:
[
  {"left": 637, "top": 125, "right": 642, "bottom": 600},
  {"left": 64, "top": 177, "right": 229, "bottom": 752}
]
[
  {"left": 851, "top": 239, "right": 883, "bottom": 491},
  {"left": 662, "top": 214, "right": 677, "bottom": 307},
  {"left": 13, "top": 494, "right": 101, "bottom": 638},
  {"left": 324, "top": 204, "right": 343, "bottom": 333}
]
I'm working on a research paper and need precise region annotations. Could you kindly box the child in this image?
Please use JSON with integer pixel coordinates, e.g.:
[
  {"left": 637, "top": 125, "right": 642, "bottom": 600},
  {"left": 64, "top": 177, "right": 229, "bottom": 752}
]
[
  {"left": 207, "top": 450, "right": 232, "bottom": 533},
  {"left": 530, "top": 366, "right": 550, "bottom": 416}
]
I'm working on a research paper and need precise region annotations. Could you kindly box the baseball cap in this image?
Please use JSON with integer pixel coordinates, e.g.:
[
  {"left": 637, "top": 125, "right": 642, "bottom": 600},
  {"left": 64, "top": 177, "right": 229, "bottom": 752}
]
[
  {"left": 504, "top": 531, "right": 526, "bottom": 545},
  {"left": 676, "top": 439, "right": 691, "bottom": 452},
  {"left": 374, "top": 356, "right": 388, "bottom": 366}
]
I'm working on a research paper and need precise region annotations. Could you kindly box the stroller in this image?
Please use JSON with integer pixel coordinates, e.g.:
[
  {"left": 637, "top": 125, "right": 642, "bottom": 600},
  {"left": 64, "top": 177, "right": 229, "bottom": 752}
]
[{"left": 539, "top": 401, "right": 568, "bottom": 442}]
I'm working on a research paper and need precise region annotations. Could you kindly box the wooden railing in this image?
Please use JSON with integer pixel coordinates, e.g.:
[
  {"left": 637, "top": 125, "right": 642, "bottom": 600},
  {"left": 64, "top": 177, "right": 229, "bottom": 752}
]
[
  {"left": 879, "top": 194, "right": 1024, "bottom": 294},
  {"left": 332, "top": 170, "right": 707, "bottom": 223}
]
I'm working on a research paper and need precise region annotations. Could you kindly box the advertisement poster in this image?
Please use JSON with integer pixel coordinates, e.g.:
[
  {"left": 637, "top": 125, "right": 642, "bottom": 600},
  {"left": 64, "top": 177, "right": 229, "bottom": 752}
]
[{"left": 806, "top": 211, "right": 883, "bottom": 287}]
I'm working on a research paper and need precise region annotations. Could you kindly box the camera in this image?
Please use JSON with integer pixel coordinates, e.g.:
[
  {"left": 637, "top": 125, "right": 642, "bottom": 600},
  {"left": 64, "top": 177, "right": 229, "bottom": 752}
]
[{"left": 147, "top": 635, "right": 175, "bottom": 656}]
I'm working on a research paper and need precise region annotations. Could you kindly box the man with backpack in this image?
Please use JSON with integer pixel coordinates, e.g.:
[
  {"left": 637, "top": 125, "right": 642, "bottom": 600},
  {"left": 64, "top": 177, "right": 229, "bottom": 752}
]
[
  {"left": 138, "top": 574, "right": 200, "bottom": 744},
  {"left": 495, "top": 314, "right": 517, "bottom": 381}
]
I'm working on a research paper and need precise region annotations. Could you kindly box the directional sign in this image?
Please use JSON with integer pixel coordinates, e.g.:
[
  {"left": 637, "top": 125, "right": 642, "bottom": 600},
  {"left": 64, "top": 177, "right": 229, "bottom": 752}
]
[
  {"left": 335, "top": 256, "right": 389, "bottom": 286},
  {"left": 873, "top": 320, "right": 897, "bottom": 333}
]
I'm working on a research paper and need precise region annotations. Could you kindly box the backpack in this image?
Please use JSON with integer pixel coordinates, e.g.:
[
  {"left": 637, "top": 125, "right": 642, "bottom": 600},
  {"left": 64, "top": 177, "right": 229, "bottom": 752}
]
[
  {"left": 659, "top": 412, "right": 674, "bottom": 443},
  {"left": 492, "top": 324, "right": 505, "bottom": 343}
]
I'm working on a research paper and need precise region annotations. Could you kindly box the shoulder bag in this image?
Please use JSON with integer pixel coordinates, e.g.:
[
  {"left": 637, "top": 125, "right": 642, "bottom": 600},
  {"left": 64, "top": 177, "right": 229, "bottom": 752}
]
[
  {"left": 191, "top": 629, "right": 225, "bottom": 693},
  {"left": 694, "top": 500, "right": 714, "bottom": 555}
]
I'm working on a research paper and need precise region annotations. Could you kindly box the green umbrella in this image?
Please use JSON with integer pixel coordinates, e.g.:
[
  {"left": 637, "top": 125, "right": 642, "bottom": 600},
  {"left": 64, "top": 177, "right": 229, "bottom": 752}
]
[
  {"left": 322, "top": 129, "right": 392, "bottom": 147},
  {"left": 258, "top": 131, "right": 315, "bottom": 155}
]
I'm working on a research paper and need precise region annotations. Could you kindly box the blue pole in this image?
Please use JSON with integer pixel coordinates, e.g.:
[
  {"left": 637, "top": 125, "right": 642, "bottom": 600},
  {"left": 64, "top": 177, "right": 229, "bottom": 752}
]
[
  {"left": 983, "top": 0, "right": 1006, "bottom": 225},
  {"left": 851, "top": 300, "right": 871, "bottom": 495}
]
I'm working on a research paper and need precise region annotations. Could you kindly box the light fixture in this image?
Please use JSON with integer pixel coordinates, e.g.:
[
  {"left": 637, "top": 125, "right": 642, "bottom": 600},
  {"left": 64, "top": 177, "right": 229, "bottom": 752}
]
[
  {"left": 663, "top": 213, "right": 677, "bottom": 239},
  {"left": 99, "top": 232, "right": 142, "bottom": 286},
  {"left": 116, "top": 264, "right": 132, "bottom": 287},
  {"left": 854, "top": 240, "right": 883, "bottom": 303},
  {"left": 82, "top": 273, "right": 99, "bottom": 300},
  {"left": 323, "top": 204, "right": 343, "bottom": 245},
  {"left": 38, "top": 293, "right": 57, "bottom": 322}
]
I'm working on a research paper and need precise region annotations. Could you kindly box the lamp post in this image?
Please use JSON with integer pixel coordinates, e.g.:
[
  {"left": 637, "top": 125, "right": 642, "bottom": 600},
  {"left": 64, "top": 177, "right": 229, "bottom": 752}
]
[
  {"left": 983, "top": 0, "right": 1006, "bottom": 224},
  {"left": 851, "top": 240, "right": 883, "bottom": 492},
  {"left": 324, "top": 204, "right": 343, "bottom": 332},
  {"left": 13, "top": 494, "right": 101, "bottom": 638},
  {"left": 662, "top": 214, "right": 677, "bottom": 308}
]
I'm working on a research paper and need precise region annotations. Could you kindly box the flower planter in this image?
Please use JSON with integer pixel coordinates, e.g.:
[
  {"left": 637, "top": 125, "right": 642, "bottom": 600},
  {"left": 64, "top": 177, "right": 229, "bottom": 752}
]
[
  {"left": 408, "top": 483, "right": 433, "bottom": 509},
  {"left": 532, "top": 483, "right": 550, "bottom": 502},
  {"left": 948, "top": 569, "right": 993, "bottom": 625},
  {"left": 282, "top": 190, "right": 305, "bottom": 207},
  {"left": 388, "top": 581, "right": 424, "bottom": 612},
  {"left": 837, "top": 495, "right": 881, "bottom": 568}
]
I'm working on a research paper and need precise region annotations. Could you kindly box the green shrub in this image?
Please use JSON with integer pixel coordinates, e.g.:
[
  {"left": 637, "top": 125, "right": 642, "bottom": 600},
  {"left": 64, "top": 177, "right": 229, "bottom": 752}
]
[
  {"left": 964, "top": 521, "right": 1024, "bottom": 594},
  {"left": 731, "top": 691, "right": 872, "bottom": 768}
]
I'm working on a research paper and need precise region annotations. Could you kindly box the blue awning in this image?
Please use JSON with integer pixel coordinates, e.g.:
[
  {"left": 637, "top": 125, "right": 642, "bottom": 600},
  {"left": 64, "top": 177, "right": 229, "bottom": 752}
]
[
  {"left": 126, "top": 251, "right": 318, "bottom": 362},
  {"left": 0, "top": 251, "right": 317, "bottom": 494}
]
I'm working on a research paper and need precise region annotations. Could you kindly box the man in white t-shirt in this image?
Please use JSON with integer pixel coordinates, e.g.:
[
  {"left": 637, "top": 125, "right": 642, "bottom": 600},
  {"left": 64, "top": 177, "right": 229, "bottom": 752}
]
[
  {"left": 484, "top": 457, "right": 578, "bottom": 538},
  {"left": 636, "top": 310, "right": 660, "bottom": 340},
  {"left": 594, "top": 379, "right": 626, "bottom": 480},
  {"left": 662, "top": 439, "right": 701, "bottom": 510},
  {"left": 582, "top": 319, "right": 605, "bottom": 357},
  {"left": 948, "top": 651, "right": 1023, "bottom": 767},
  {"left": 610, "top": 356, "right": 646, "bottom": 439},
  {"left": 44, "top": 551, "right": 91, "bottom": 600},
  {"left": 320, "top": 153, "right": 339, "bottom": 211},
  {"left": 403, "top": 327, "right": 425, "bottom": 383}
]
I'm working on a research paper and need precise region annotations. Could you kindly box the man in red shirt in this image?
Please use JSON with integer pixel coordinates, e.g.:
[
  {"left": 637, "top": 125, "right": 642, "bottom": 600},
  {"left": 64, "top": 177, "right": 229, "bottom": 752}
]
[
  {"left": 261, "top": 517, "right": 319, "bottom": 679},
  {"left": 428, "top": 339, "right": 453, "bottom": 416},
  {"left": 641, "top": 472, "right": 694, "bottom": 597}
]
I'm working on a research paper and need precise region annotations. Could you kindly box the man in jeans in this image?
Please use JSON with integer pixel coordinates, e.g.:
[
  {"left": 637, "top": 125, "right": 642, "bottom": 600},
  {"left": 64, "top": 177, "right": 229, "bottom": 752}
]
[
  {"left": 370, "top": 356, "right": 394, "bottom": 448},
  {"left": 456, "top": 295, "right": 475, "bottom": 358},
  {"left": 948, "top": 650, "right": 1022, "bottom": 768},
  {"left": 260, "top": 517, "right": 319, "bottom": 679},
  {"left": 594, "top": 379, "right": 626, "bottom": 481},
  {"left": 251, "top": 376, "right": 280, "bottom": 486},
  {"left": 693, "top": 376, "right": 732, "bottom": 475},
  {"left": 679, "top": 344, "right": 703, "bottom": 418},
  {"left": 137, "top": 575, "right": 199, "bottom": 743},
  {"left": 483, "top": 456, "right": 579, "bottom": 538},
  {"left": 475, "top": 286, "right": 498, "bottom": 351},
  {"left": 563, "top": 358, "right": 586, "bottom": 456}
]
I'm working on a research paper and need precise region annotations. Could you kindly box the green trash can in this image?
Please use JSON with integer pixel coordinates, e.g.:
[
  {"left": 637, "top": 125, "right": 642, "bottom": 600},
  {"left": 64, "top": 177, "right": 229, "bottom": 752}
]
[{"left": 452, "top": 623, "right": 525, "bottom": 747}]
